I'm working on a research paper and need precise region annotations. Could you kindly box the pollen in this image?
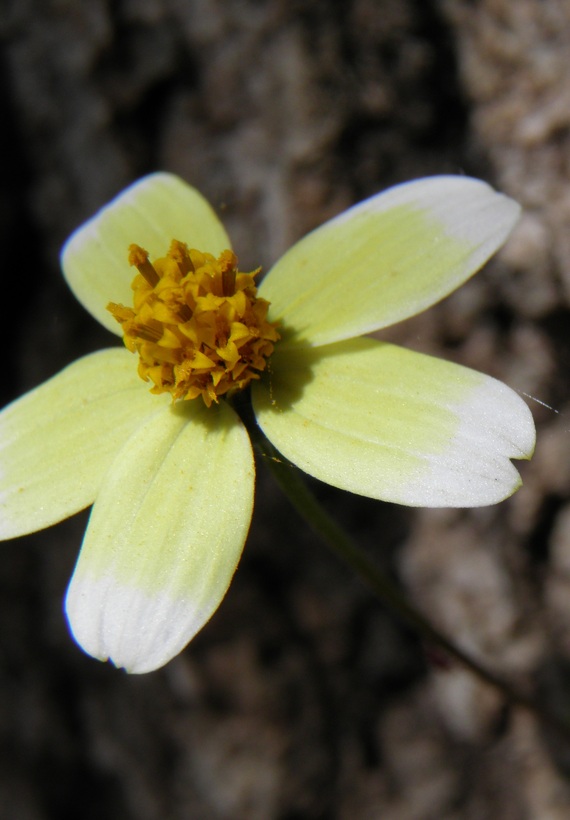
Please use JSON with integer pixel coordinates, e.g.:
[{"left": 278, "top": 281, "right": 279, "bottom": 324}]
[{"left": 107, "top": 241, "right": 279, "bottom": 407}]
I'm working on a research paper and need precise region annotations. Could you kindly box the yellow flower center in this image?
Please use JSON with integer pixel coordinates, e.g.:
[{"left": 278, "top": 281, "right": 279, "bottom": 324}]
[{"left": 107, "top": 241, "right": 279, "bottom": 407}]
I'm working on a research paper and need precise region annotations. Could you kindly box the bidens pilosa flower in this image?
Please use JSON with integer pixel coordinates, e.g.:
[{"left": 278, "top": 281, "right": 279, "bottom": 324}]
[{"left": 0, "top": 174, "right": 535, "bottom": 673}]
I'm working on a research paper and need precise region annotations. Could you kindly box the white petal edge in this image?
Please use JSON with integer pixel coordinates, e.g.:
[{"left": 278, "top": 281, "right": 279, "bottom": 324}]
[
  {"left": 62, "top": 173, "right": 231, "bottom": 335},
  {"left": 65, "top": 400, "right": 254, "bottom": 673},
  {"left": 259, "top": 176, "right": 520, "bottom": 347},
  {"left": 253, "top": 339, "right": 535, "bottom": 507},
  {"left": 0, "top": 349, "right": 166, "bottom": 539}
]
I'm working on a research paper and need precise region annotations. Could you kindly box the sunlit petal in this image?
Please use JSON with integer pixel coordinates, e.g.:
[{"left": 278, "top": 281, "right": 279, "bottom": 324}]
[
  {"left": 260, "top": 176, "right": 520, "bottom": 346},
  {"left": 0, "top": 350, "right": 166, "bottom": 539},
  {"left": 65, "top": 400, "right": 254, "bottom": 674},
  {"left": 253, "top": 338, "right": 535, "bottom": 507},
  {"left": 62, "top": 173, "right": 231, "bottom": 335}
]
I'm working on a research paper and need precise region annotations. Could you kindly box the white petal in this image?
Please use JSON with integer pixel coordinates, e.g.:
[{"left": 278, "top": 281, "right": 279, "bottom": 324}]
[
  {"left": 260, "top": 176, "right": 520, "bottom": 346},
  {"left": 62, "top": 173, "right": 231, "bottom": 335},
  {"left": 65, "top": 400, "right": 254, "bottom": 673},
  {"left": 253, "top": 338, "right": 535, "bottom": 507},
  {"left": 0, "top": 349, "right": 165, "bottom": 539}
]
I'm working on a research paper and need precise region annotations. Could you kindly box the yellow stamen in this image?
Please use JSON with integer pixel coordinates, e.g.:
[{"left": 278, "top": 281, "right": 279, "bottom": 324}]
[
  {"left": 128, "top": 244, "right": 160, "bottom": 286},
  {"left": 107, "top": 242, "right": 279, "bottom": 406},
  {"left": 220, "top": 249, "right": 237, "bottom": 296}
]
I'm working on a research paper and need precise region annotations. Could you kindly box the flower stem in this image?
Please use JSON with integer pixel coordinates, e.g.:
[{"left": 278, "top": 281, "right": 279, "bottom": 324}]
[{"left": 245, "top": 416, "right": 570, "bottom": 737}]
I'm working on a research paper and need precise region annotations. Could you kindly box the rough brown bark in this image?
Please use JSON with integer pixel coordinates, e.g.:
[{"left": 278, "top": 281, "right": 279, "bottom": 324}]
[{"left": 3, "top": 0, "right": 570, "bottom": 817}]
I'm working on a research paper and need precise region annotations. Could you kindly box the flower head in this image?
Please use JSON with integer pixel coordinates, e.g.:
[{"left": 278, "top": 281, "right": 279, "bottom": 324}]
[
  {"left": 0, "top": 173, "right": 535, "bottom": 673},
  {"left": 108, "top": 243, "right": 279, "bottom": 405}
]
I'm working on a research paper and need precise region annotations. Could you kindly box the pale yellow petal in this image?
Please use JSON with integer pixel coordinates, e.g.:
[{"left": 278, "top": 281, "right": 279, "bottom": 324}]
[
  {"left": 62, "top": 173, "right": 231, "bottom": 335},
  {"left": 65, "top": 400, "right": 254, "bottom": 673},
  {"left": 259, "top": 176, "right": 520, "bottom": 346},
  {"left": 0, "top": 349, "right": 166, "bottom": 539},
  {"left": 253, "top": 338, "right": 535, "bottom": 507}
]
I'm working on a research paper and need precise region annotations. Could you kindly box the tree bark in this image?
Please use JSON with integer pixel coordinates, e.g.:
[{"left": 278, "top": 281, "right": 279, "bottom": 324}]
[{"left": 2, "top": 1, "right": 570, "bottom": 817}]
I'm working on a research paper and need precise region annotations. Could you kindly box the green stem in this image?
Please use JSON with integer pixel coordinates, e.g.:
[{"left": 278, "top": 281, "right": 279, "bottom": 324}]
[{"left": 245, "top": 416, "right": 570, "bottom": 737}]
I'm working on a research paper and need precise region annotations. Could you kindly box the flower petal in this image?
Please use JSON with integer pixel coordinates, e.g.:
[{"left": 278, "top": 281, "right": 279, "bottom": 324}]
[
  {"left": 253, "top": 338, "right": 535, "bottom": 507},
  {"left": 0, "top": 349, "right": 165, "bottom": 539},
  {"left": 259, "top": 176, "right": 520, "bottom": 347},
  {"left": 62, "top": 173, "right": 231, "bottom": 335},
  {"left": 65, "top": 400, "right": 254, "bottom": 674}
]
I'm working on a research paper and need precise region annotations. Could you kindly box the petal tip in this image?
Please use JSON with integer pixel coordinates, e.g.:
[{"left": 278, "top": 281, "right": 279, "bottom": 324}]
[{"left": 65, "top": 574, "right": 202, "bottom": 674}]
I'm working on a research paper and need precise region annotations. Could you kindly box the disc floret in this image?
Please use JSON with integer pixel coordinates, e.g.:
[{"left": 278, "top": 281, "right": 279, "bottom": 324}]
[{"left": 108, "top": 241, "right": 279, "bottom": 407}]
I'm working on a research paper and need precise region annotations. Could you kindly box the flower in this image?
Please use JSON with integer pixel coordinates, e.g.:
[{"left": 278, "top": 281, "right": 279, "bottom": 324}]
[{"left": 0, "top": 173, "right": 535, "bottom": 673}]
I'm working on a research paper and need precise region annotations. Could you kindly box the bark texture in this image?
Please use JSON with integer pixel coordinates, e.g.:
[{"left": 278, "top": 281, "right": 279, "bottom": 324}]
[{"left": 3, "top": 0, "right": 570, "bottom": 817}]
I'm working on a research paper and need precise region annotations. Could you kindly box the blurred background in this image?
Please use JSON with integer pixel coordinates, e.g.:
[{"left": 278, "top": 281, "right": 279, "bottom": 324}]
[{"left": 3, "top": 0, "right": 570, "bottom": 817}]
